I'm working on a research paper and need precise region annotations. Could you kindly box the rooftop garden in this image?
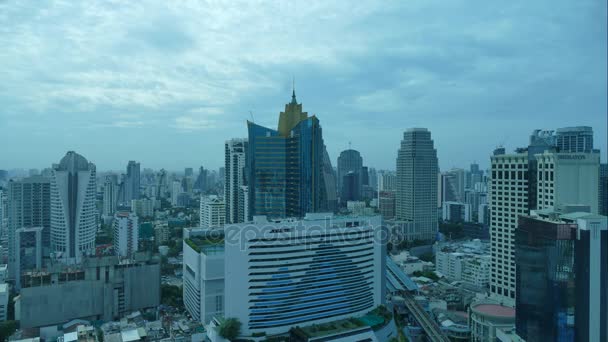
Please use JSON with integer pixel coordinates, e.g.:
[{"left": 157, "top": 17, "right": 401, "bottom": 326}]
[
  {"left": 295, "top": 317, "right": 366, "bottom": 338},
  {"left": 184, "top": 236, "right": 224, "bottom": 253},
  {"left": 291, "top": 305, "right": 393, "bottom": 338}
]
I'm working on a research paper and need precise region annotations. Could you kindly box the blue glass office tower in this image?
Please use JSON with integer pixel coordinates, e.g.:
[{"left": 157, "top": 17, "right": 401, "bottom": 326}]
[
  {"left": 247, "top": 90, "right": 333, "bottom": 219},
  {"left": 516, "top": 210, "right": 607, "bottom": 342}
]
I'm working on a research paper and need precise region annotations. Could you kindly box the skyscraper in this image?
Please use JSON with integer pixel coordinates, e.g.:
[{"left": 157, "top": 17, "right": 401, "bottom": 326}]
[
  {"left": 247, "top": 90, "right": 330, "bottom": 219},
  {"left": 224, "top": 138, "right": 248, "bottom": 223},
  {"left": 171, "top": 180, "right": 182, "bottom": 206},
  {"left": 395, "top": 128, "right": 438, "bottom": 241},
  {"left": 194, "top": 166, "right": 208, "bottom": 192},
  {"left": 125, "top": 160, "right": 140, "bottom": 202},
  {"left": 184, "top": 167, "right": 194, "bottom": 178},
  {"left": 555, "top": 126, "right": 594, "bottom": 153},
  {"left": 50, "top": 151, "right": 97, "bottom": 262},
  {"left": 516, "top": 209, "right": 607, "bottom": 342},
  {"left": 489, "top": 138, "right": 600, "bottom": 305},
  {"left": 489, "top": 152, "right": 530, "bottom": 304},
  {"left": 7, "top": 175, "right": 51, "bottom": 279},
  {"left": 102, "top": 175, "right": 118, "bottom": 218},
  {"left": 337, "top": 149, "right": 363, "bottom": 205}
]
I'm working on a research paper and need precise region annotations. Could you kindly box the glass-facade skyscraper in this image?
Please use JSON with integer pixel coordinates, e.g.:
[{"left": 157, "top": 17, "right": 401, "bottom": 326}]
[
  {"left": 516, "top": 210, "right": 607, "bottom": 342},
  {"left": 247, "top": 90, "right": 333, "bottom": 219}
]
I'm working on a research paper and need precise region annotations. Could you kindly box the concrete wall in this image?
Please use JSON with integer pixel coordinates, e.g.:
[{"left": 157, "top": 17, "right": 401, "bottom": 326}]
[
  {"left": 18, "top": 261, "right": 160, "bottom": 329},
  {"left": 19, "top": 281, "right": 107, "bottom": 328}
]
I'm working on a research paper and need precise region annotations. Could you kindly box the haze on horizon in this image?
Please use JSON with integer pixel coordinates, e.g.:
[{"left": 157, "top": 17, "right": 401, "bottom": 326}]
[{"left": 0, "top": 0, "right": 606, "bottom": 172}]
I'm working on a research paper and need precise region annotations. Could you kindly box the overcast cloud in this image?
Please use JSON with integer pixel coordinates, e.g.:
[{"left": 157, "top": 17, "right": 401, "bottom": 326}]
[{"left": 0, "top": 0, "right": 606, "bottom": 171}]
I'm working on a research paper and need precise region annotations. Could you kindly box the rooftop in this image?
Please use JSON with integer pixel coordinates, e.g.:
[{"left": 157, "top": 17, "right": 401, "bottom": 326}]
[
  {"left": 471, "top": 303, "right": 515, "bottom": 318},
  {"left": 184, "top": 236, "right": 224, "bottom": 254}
]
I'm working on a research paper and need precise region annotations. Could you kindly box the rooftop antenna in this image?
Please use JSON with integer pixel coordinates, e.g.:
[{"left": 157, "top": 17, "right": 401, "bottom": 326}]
[{"left": 249, "top": 110, "right": 255, "bottom": 123}]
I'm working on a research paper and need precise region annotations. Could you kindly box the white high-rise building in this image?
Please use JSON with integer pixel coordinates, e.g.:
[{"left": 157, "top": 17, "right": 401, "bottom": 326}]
[
  {"left": 224, "top": 139, "right": 247, "bottom": 223},
  {"left": 489, "top": 152, "right": 529, "bottom": 305},
  {"left": 535, "top": 151, "right": 600, "bottom": 213},
  {"left": 224, "top": 214, "right": 386, "bottom": 336},
  {"left": 113, "top": 211, "right": 139, "bottom": 258},
  {"left": 50, "top": 151, "right": 97, "bottom": 262},
  {"left": 200, "top": 195, "right": 225, "bottom": 228},
  {"left": 395, "top": 128, "right": 438, "bottom": 241}
]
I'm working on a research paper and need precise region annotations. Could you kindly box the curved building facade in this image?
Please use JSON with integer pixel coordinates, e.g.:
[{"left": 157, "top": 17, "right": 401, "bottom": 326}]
[
  {"left": 224, "top": 214, "right": 386, "bottom": 336},
  {"left": 50, "top": 151, "right": 97, "bottom": 262}
]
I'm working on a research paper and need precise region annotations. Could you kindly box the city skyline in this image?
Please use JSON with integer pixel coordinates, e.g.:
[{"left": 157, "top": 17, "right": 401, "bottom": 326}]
[{"left": 1, "top": 0, "right": 606, "bottom": 171}]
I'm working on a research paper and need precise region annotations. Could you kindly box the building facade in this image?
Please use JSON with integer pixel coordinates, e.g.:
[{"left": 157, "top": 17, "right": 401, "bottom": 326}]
[
  {"left": 125, "top": 161, "right": 140, "bottom": 202},
  {"left": 113, "top": 211, "right": 139, "bottom": 258},
  {"left": 489, "top": 152, "right": 529, "bottom": 304},
  {"left": 555, "top": 126, "right": 594, "bottom": 153},
  {"left": 103, "top": 175, "right": 118, "bottom": 218},
  {"left": 600, "top": 163, "right": 608, "bottom": 216},
  {"left": 14, "top": 227, "right": 43, "bottom": 290},
  {"left": 50, "top": 151, "right": 97, "bottom": 262},
  {"left": 200, "top": 195, "right": 225, "bottom": 228},
  {"left": 17, "top": 254, "right": 160, "bottom": 329},
  {"left": 224, "top": 138, "right": 248, "bottom": 223},
  {"left": 224, "top": 214, "right": 386, "bottom": 336},
  {"left": 182, "top": 228, "right": 225, "bottom": 325},
  {"left": 7, "top": 175, "right": 50, "bottom": 279},
  {"left": 515, "top": 210, "right": 607, "bottom": 342},
  {"left": 337, "top": 149, "right": 363, "bottom": 205},
  {"left": 535, "top": 151, "right": 600, "bottom": 214},
  {"left": 131, "top": 198, "right": 154, "bottom": 218},
  {"left": 247, "top": 91, "right": 331, "bottom": 219},
  {"left": 395, "top": 128, "right": 438, "bottom": 241}
]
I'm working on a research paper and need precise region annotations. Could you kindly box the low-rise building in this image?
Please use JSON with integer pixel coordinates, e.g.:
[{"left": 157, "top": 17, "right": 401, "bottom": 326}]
[
  {"left": 435, "top": 239, "right": 490, "bottom": 288},
  {"left": 469, "top": 300, "right": 515, "bottom": 342}
]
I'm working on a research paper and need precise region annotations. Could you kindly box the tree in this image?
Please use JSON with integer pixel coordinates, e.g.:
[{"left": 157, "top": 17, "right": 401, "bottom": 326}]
[
  {"left": 161, "top": 284, "right": 184, "bottom": 309},
  {"left": 0, "top": 321, "right": 18, "bottom": 341},
  {"left": 216, "top": 318, "right": 241, "bottom": 340}
]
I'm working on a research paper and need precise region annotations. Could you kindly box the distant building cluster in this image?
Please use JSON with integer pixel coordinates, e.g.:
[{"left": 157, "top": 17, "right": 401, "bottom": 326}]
[{"left": 0, "top": 90, "right": 604, "bottom": 342}]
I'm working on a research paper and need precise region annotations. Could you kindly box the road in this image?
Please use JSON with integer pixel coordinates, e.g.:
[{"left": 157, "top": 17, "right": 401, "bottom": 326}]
[{"left": 401, "top": 291, "right": 450, "bottom": 342}]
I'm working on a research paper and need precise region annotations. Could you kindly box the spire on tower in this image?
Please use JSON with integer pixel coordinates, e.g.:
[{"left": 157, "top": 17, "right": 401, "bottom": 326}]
[{"left": 291, "top": 77, "right": 297, "bottom": 104}]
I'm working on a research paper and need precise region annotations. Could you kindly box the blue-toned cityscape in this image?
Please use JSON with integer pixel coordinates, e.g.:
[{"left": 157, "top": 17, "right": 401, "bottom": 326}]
[{"left": 0, "top": 1, "right": 606, "bottom": 342}]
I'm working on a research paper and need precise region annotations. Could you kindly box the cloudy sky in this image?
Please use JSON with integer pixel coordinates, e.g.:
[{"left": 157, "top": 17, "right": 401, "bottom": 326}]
[{"left": 1, "top": 0, "right": 606, "bottom": 172}]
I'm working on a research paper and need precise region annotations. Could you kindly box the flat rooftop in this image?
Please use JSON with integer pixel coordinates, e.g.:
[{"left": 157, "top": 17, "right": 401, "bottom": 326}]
[{"left": 472, "top": 304, "right": 515, "bottom": 318}]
